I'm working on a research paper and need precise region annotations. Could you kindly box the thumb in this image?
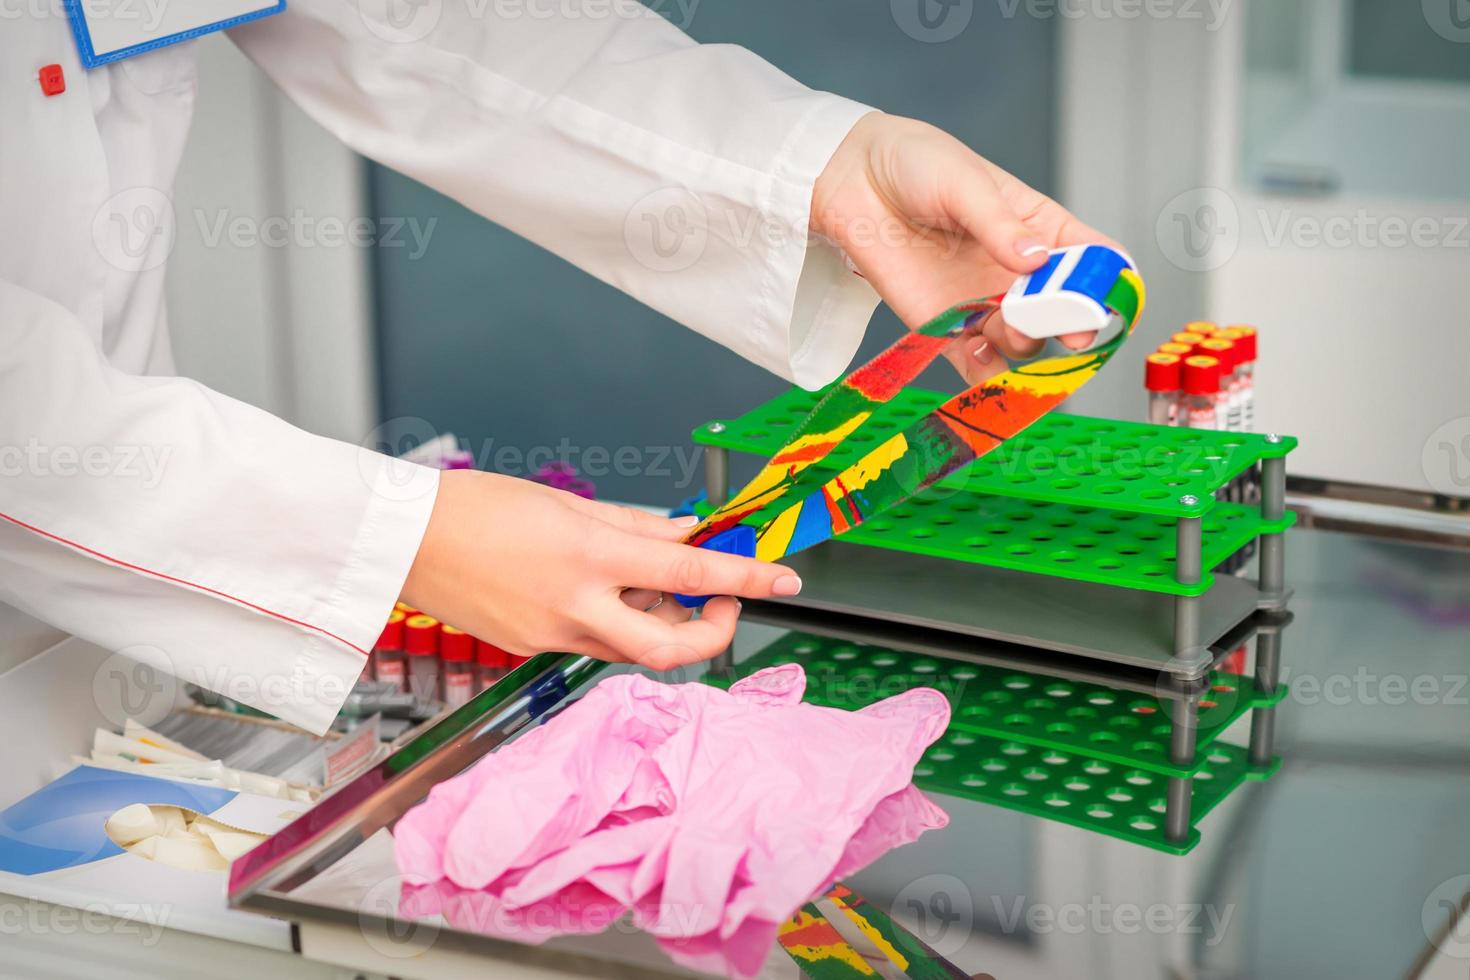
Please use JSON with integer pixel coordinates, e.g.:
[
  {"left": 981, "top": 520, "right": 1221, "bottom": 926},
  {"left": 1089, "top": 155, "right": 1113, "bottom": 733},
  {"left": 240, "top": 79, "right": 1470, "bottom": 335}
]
[{"left": 942, "top": 166, "right": 1050, "bottom": 275}]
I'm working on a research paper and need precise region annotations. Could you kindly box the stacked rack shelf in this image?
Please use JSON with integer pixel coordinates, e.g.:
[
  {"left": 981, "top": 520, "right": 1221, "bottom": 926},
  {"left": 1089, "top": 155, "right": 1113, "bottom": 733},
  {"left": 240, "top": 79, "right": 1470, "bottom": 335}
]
[
  {"left": 707, "top": 632, "right": 1284, "bottom": 854},
  {"left": 691, "top": 385, "right": 1298, "bottom": 848}
]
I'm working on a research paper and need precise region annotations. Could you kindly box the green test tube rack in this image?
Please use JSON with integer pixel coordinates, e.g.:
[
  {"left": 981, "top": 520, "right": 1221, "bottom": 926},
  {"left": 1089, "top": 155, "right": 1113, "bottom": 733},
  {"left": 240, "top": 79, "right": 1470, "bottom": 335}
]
[
  {"left": 708, "top": 632, "right": 1285, "bottom": 854},
  {"left": 691, "top": 385, "right": 1299, "bottom": 848}
]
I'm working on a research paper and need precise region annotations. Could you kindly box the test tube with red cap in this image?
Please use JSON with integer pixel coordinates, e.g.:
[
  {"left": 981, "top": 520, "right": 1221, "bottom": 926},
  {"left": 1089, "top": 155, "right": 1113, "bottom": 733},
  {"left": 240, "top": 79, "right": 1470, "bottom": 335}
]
[
  {"left": 1182, "top": 355, "right": 1223, "bottom": 429},
  {"left": 1197, "top": 338, "right": 1241, "bottom": 431},
  {"left": 475, "top": 638, "right": 512, "bottom": 692},
  {"left": 1218, "top": 325, "right": 1257, "bottom": 430},
  {"left": 439, "top": 625, "right": 476, "bottom": 708},
  {"left": 373, "top": 610, "right": 407, "bottom": 692},
  {"left": 1144, "top": 353, "right": 1182, "bottom": 426},
  {"left": 404, "top": 614, "right": 441, "bottom": 702}
]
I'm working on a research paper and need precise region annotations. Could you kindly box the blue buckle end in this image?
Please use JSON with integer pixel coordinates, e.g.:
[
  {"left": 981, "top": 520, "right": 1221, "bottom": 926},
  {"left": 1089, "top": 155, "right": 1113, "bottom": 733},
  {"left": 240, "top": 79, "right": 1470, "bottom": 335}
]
[{"left": 673, "top": 524, "right": 757, "bottom": 608}]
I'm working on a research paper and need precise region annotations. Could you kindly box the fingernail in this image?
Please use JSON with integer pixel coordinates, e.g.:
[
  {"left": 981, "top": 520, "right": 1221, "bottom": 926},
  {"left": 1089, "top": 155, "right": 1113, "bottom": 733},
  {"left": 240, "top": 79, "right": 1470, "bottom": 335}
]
[
  {"left": 973, "top": 341, "right": 995, "bottom": 366},
  {"left": 672, "top": 515, "right": 700, "bottom": 527},
  {"left": 1016, "top": 238, "right": 1048, "bottom": 258},
  {"left": 773, "top": 575, "right": 803, "bottom": 596}
]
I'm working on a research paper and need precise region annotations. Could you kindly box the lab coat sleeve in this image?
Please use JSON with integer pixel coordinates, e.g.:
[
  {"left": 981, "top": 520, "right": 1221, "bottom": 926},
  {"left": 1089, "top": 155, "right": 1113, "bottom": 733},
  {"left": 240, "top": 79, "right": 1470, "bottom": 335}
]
[
  {"left": 228, "top": 0, "right": 880, "bottom": 389},
  {"left": 0, "top": 278, "right": 439, "bottom": 735}
]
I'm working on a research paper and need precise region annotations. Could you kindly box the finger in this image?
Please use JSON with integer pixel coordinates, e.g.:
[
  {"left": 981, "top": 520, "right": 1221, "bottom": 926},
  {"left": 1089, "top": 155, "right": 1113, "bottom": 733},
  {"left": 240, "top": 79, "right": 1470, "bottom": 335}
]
[
  {"left": 942, "top": 334, "right": 1007, "bottom": 385},
  {"left": 600, "top": 532, "right": 801, "bottom": 599},
  {"left": 618, "top": 588, "right": 695, "bottom": 626},
  {"left": 941, "top": 166, "right": 1051, "bottom": 276},
  {"left": 996, "top": 321, "right": 1044, "bottom": 361},
  {"left": 619, "top": 587, "right": 662, "bottom": 610},
  {"left": 593, "top": 596, "right": 741, "bottom": 671},
  {"left": 563, "top": 496, "right": 696, "bottom": 541},
  {"left": 976, "top": 309, "right": 1043, "bottom": 362},
  {"left": 646, "top": 596, "right": 695, "bottom": 628},
  {"left": 567, "top": 636, "right": 635, "bottom": 665},
  {"left": 1058, "top": 330, "right": 1099, "bottom": 351},
  {"left": 1049, "top": 211, "right": 1121, "bottom": 253}
]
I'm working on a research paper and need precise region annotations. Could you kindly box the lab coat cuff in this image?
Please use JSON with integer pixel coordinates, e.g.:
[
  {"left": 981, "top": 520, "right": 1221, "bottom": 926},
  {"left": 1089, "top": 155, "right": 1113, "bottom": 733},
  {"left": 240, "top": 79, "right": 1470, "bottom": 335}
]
[
  {"left": 786, "top": 244, "right": 882, "bottom": 391},
  {"left": 321, "top": 455, "right": 441, "bottom": 653},
  {"left": 761, "top": 97, "right": 880, "bottom": 389}
]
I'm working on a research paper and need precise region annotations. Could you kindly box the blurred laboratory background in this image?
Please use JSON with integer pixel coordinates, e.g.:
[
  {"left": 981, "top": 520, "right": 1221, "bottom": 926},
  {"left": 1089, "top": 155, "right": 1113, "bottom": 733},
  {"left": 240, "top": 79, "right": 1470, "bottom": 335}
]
[{"left": 168, "top": 0, "right": 1470, "bottom": 513}]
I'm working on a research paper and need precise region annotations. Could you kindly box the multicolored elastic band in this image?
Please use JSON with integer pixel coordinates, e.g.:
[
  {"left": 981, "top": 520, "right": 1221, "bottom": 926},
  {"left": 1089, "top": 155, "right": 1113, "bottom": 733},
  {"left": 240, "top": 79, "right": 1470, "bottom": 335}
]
[{"left": 676, "top": 244, "right": 1145, "bottom": 605}]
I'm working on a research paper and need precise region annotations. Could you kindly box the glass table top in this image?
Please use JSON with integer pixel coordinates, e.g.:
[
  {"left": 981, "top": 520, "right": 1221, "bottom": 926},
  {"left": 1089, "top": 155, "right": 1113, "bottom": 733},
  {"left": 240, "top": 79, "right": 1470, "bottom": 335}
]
[{"left": 232, "top": 527, "right": 1470, "bottom": 980}]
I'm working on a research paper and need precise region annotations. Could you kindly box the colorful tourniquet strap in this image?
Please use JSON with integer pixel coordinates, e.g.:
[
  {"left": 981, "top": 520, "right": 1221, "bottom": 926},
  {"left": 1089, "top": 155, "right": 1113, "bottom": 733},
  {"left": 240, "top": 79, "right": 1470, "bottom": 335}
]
[{"left": 684, "top": 267, "right": 1145, "bottom": 564}]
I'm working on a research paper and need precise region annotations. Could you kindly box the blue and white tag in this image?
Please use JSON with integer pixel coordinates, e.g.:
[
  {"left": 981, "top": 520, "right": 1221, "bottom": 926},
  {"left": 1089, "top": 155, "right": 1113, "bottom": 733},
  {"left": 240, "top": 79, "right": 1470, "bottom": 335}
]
[
  {"left": 1001, "top": 244, "right": 1136, "bottom": 340},
  {"left": 64, "top": 0, "right": 286, "bottom": 69}
]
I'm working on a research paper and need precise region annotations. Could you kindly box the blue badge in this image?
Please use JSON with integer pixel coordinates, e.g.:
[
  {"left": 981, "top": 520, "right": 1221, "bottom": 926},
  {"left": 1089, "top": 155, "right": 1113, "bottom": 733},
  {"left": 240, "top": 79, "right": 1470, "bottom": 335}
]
[{"left": 65, "top": 0, "right": 286, "bottom": 69}]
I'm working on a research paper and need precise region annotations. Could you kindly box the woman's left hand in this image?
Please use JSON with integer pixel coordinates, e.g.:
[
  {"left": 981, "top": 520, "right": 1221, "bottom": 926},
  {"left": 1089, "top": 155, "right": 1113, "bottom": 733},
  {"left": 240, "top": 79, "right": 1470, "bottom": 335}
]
[{"left": 811, "top": 112, "right": 1121, "bottom": 385}]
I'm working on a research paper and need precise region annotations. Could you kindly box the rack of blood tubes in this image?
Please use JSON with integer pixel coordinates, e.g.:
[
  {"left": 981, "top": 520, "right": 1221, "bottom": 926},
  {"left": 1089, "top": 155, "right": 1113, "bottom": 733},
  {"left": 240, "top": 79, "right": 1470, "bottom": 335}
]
[
  {"left": 1142, "top": 322, "right": 1263, "bottom": 575},
  {"left": 1143, "top": 322, "right": 1258, "bottom": 435},
  {"left": 370, "top": 601, "right": 531, "bottom": 709}
]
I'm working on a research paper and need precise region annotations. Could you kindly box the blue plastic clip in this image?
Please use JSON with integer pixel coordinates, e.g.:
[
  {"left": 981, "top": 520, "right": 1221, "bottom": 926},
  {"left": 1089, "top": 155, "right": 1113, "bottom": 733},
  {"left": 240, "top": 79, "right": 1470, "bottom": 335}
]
[{"left": 673, "top": 524, "right": 757, "bottom": 608}]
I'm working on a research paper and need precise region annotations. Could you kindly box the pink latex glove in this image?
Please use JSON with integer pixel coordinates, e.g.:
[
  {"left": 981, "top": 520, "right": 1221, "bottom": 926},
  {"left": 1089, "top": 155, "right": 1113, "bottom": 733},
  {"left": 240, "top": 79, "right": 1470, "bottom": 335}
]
[{"left": 393, "top": 665, "right": 950, "bottom": 978}]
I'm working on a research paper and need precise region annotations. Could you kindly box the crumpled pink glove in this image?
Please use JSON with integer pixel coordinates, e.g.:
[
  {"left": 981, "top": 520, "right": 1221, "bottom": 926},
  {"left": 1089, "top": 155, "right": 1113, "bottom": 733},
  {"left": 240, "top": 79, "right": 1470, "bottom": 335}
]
[{"left": 394, "top": 664, "right": 950, "bottom": 978}]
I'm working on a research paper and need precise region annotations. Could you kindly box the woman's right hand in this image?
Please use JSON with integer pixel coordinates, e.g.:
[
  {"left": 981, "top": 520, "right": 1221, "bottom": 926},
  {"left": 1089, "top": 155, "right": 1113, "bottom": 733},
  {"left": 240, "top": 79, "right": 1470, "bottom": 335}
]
[{"left": 400, "top": 470, "right": 802, "bottom": 670}]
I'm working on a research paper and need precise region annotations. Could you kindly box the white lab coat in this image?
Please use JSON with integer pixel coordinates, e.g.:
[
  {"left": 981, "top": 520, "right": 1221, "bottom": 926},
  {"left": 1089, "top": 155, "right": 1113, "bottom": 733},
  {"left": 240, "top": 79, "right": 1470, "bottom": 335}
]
[{"left": 0, "top": 3, "right": 878, "bottom": 733}]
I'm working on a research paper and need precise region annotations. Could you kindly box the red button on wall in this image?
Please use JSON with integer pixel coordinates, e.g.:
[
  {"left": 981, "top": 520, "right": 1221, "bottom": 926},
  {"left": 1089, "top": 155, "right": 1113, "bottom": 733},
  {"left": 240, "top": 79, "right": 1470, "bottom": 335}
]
[{"left": 39, "top": 64, "right": 65, "bottom": 97}]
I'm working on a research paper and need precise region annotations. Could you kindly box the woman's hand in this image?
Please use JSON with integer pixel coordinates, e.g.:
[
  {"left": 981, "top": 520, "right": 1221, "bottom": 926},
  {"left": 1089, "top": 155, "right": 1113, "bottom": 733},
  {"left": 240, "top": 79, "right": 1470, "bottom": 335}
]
[
  {"left": 401, "top": 471, "right": 801, "bottom": 670},
  {"left": 812, "top": 112, "right": 1119, "bottom": 385}
]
